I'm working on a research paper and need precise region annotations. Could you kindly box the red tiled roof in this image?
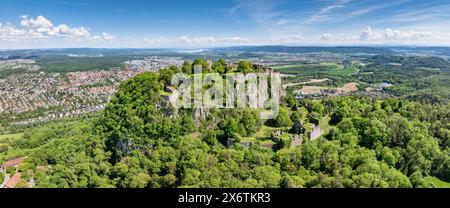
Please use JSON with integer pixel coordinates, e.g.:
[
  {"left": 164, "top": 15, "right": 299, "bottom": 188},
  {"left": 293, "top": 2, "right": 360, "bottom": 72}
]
[
  {"left": 4, "top": 173, "right": 21, "bottom": 188},
  {"left": 1, "top": 157, "right": 25, "bottom": 169}
]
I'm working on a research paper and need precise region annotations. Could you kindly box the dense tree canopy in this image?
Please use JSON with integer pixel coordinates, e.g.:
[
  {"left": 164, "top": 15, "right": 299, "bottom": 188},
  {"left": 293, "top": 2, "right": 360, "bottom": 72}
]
[
  {"left": 2, "top": 68, "right": 448, "bottom": 188},
  {"left": 193, "top": 58, "right": 210, "bottom": 73},
  {"left": 237, "top": 60, "right": 254, "bottom": 74}
]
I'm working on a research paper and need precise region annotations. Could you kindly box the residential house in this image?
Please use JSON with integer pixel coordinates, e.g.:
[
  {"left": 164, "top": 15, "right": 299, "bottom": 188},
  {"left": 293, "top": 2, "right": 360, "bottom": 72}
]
[
  {"left": 1, "top": 157, "right": 25, "bottom": 171},
  {"left": 3, "top": 173, "right": 21, "bottom": 188}
]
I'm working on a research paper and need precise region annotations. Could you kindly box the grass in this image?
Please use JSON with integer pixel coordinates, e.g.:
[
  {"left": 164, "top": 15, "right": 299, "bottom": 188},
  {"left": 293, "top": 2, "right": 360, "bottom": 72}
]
[
  {"left": 159, "top": 89, "right": 172, "bottom": 96},
  {"left": 241, "top": 137, "right": 257, "bottom": 142},
  {"left": 0, "top": 149, "right": 29, "bottom": 163},
  {"left": 274, "top": 62, "right": 359, "bottom": 78},
  {"left": 273, "top": 64, "right": 305, "bottom": 70},
  {"left": 0, "top": 133, "right": 25, "bottom": 162},
  {"left": 259, "top": 140, "right": 276, "bottom": 146},
  {"left": 0, "top": 133, "right": 24, "bottom": 143},
  {"left": 328, "top": 64, "right": 359, "bottom": 77},
  {"left": 423, "top": 176, "right": 450, "bottom": 188},
  {"left": 273, "top": 62, "right": 360, "bottom": 82},
  {"left": 240, "top": 135, "right": 275, "bottom": 148},
  {"left": 319, "top": 62, "right": 341, "bottom": 67},
  {"left": 253, "top": 125, "right": 284, "bottom": 139},
  {"left": 241, "top": 125, "right": 288, "bottom": 147},
  {"left": 319, "top": 116, "right": 331, "bottom": 134}
]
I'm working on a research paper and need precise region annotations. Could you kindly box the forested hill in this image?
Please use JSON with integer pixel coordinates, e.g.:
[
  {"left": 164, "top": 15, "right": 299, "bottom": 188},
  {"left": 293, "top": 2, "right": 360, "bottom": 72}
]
[
  {"left": 359, "top": 55, "right": 450, "bottom": 104},
  {"left": 369, "top": 55, "right": 450, "bottom": 69},
  {"left": 213, "top": 46, "right": 395, "bottom": 54},
  {"left": 10, "top": 68, "right": 447, "bottom": 188}
]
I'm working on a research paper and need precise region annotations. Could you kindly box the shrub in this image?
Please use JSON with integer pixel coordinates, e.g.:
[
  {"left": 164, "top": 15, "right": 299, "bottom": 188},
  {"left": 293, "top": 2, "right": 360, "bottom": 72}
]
[
  {"left": 0, "top": 172, "right": 4, "bottom": 184},
  {"left": 6, "top": 167, "right": 16, "bottom": 175}
]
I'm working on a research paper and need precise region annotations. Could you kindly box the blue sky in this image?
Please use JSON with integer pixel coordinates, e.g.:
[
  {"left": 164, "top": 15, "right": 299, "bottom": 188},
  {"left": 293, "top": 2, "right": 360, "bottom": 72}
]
[{"left": 1, "top": 0, "right": 450, "bottom": 48}]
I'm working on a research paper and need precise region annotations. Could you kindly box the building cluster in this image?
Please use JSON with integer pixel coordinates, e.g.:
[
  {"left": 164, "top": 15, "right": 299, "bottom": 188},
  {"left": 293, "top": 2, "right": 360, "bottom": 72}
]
[
  {"left": 0, "top": 72, "right": 62, "bottom": 114},
  {"left": 0, "top": 69, "right": 143, "bottom": 125},
  {"left": 124, "top": 56, "right": 183, "bottom": 71},
  {"left": 66, "top": 71, "right": 118, "bottom": 86},
  {"left": 0, "top": 56, "right": 189, "bottom": 125}
]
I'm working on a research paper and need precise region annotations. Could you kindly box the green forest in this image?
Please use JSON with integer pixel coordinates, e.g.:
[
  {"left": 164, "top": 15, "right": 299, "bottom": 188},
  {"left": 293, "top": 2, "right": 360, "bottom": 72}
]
[{"left": 1, "top": 61, "right": 449, "bottom": 188}]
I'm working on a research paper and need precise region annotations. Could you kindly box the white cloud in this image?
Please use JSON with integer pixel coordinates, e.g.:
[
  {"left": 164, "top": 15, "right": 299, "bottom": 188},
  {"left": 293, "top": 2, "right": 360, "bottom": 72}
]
[
  {"left": 19, "top": 15, "right": 91, "bottom": 40},
  {"left": 360, "top": 26, "right": 376, "bottom": 41},
  {"left": 52, "top": 24, "right": 71, "bottom": 35},
  {"left": 0, "top": 23, "right": 27, "bottom": 41},
  {"left": 193, "top": 36, "right": 216, "bottom": 44},
  {"left": 304, "top": 1, "right": 410, "bottom": 26},
  {"left": 316, "top": 33, "right": 333, "bottom": 40},
  {"left": 179, "top": 36, "right": 192, "bottom": 43},
  {"left": 221, "top": 36, "right": 250, "bottom": 43},
  {"left": 20, "top": 15, "right": 53, "bottom": 29},
  {"left": 179, "top": 36, "right": 216, "bottom": 44},
  {"left": 100, "top": 32, "right": 116, "bottom": 41},
  {"left": 292, "top": 35, "right": 304, "bottom": 41},
  {"left": 0, "top": 15, "right": 114, "bottom": 43},
  {"left": 268, "top": 35, "right": 304, "bottom": 44},
  {"left": 68, "top": 27, "right": 91, "bottom": 40},
  {"left": 229, "top": 0, "right": 283, "bottom": 35},
  {"left": 92, "top": 32, "right": 117, "bottom": 42},
  {"left": 276, "top": 19, "right": 287, "bottom": 25},
  {"left": 141, "top": 36, "right": 251, "bottom": 47},
  {"left": 144, "top": 37, "right": 169, "bottom": 44},
  {"left": 358, "top": 26, "right": 446, "bottom": 44},
  {"left": 264, "top": 27, "right": 450, "bottom": 46},
  {"left": 305, "top": 0, "right": 352, "bottom": 24},
  {"left": 3, "top": 14, "right": 450, "bottom": 48}
]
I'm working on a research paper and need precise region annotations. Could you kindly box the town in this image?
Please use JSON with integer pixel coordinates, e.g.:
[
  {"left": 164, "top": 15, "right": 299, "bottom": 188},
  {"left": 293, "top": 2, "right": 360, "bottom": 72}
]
[{"left": 0, "top": 56, "right": 185, "bottom": 127}]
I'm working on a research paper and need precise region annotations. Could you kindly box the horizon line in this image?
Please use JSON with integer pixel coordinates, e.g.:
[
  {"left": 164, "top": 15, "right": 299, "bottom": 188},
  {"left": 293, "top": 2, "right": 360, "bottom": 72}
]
[{"left": 2, "top": 44, "right": 450, "bottom": 51}]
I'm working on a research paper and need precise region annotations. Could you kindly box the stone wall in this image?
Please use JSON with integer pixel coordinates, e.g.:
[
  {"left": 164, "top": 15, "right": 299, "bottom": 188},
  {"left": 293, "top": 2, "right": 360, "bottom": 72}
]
[
  {"left": 307, "top": 125, "right": 322, "bottom": 141},
  {"left": 290, "top": 134, "right": 304, "bottom": 148}
]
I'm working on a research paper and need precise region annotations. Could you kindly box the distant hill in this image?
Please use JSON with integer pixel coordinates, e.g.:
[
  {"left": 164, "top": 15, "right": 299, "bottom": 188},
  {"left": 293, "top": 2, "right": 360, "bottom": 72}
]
[
  {"left": 213, "top": 46, "right": 396, "bottom": 54},
  {"left": 369, "top": 55, "right": 450, "bottom": 69}
]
